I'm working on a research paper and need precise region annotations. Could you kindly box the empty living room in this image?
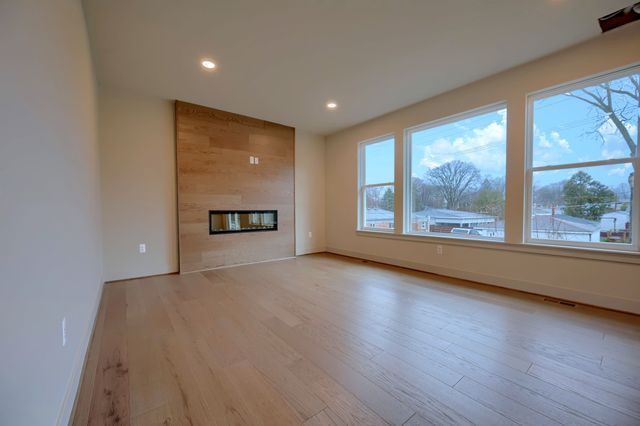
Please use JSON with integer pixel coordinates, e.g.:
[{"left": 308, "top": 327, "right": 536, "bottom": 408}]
[{"left": 3, "top": 1, "right": 640, "bottom": 425}]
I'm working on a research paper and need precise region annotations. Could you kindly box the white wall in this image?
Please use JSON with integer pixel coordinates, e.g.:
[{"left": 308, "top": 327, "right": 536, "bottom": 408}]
[
  {"left": 325, "top": 23, "right": 640, "bottom": 314},
  {"left": 0, "top": 1, "right": 103, "bottom": 425},
  {"left": 295, "top": 130, "right": 327, "bottom": 254},
  {"left": 99, "top": 86, "right": 179, "bottom": 281}
]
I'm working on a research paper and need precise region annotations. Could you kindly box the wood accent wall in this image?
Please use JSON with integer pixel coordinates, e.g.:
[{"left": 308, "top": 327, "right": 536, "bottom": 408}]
[{"left": 175, "top": 101, "right": 295, "bottom": 272}]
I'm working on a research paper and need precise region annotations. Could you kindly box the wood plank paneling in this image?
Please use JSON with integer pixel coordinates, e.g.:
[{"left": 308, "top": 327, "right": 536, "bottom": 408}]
[{"left": 175, "top": 101, "right": 295, "bottom": 272}]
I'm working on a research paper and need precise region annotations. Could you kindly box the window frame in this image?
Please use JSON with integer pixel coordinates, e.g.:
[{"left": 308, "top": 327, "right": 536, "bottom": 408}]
[
  {"left": 524, "top": 65, "right": 640, "bottom": 252},
  {"left": 403, "top": 101, "right": 508, "bottom": 242},
  {"left": 357, "top": 134, "right": 396, "bottom": 232}
]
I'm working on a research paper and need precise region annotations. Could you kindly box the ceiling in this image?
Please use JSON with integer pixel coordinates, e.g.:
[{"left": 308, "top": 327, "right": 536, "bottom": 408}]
[{"left": 82, "top": 0, "right": 629, "bottom": 135}]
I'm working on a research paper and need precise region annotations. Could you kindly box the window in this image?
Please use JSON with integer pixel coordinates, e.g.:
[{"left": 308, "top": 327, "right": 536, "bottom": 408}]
[
  {"left": 359, "top": 136, "right": 395, "bottom": 230},
  {"left": 527, "top": 67, "right": 639, "bottom": 250},
  {"left": 406, "top": 104, "right": 507, "bottom": 240}
]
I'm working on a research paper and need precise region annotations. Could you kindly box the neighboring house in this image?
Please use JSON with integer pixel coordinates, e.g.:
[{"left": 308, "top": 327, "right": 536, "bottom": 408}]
[
  {"left": 365, "top": 207, "right": 498, "bottom": 233},
  {"left": 366, "top": 206, "right": 605, "bottom": 242},
  {"left": 600, "top": 211, "right": 630, "bottom": 232},
  {"left": 600, "top": 211, "right": 631, "bottom": 243},
  {"left": 533, "top": 207, "right": 560, "bottom": 216},
  {"left": 364, "top": 208, "right": 394, "bottom": 228},
  {"left": 531, "top": 214, "right": 600, "bottom": 242},
  {"left": 411, "top": 207, "right": 498, "bottom": 236}
]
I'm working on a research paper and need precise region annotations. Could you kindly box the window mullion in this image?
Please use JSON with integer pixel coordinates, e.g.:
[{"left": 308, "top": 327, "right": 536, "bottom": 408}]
[{"left": 531, "top": 157, "right": 634, "bottom": 173}]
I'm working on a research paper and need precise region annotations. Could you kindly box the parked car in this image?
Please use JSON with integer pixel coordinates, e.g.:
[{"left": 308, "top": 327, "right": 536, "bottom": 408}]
[{"left": 451, "top": 228, "right": 481, "bottom": 235}]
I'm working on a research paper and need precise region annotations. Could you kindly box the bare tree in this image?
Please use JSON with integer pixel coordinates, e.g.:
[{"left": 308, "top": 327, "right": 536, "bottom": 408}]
[
  {"left": 533, "top": 180, "right": 566, "bottom": 208},
  {"left": 365, "top": 187, "right": 382, "bottom": 209},
  {"left": 427, "top": 160, "right": 480, "bottom": 210},
  {"left": 412, "top": 177, "right": 445, "bottom": 211},
  {"left": 564, "top": 75, "right": 638, "bottom": 157}
]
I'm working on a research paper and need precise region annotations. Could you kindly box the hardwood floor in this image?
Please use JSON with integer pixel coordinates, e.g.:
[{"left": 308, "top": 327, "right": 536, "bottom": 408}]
[{"left": 72, "top": 253, "right": 640, "bottom": 425}]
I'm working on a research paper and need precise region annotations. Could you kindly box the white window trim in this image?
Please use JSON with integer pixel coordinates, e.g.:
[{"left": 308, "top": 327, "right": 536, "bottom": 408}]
[
  {"left": 403, "top": 101, "right": 508, "bottom": 242},
  {"left": 357, "top": 134, "right": 395, "bottom": 232},
  {"left": 524, "top": 65, "right": 640, "bottom": 252}
]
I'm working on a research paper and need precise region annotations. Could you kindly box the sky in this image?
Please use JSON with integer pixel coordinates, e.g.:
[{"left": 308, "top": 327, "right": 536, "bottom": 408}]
[
  {"left": 365, "top": 72, "right": 638, "bottom": 197},
  {"left": 410, "top": 107, "right": 507, "bottom": 180},
  {"left": 364, "top": 137, "right": 395, "bottom": 184}
]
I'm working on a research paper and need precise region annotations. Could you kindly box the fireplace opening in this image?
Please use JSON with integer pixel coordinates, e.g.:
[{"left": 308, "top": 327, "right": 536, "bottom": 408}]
[{"left": 209, "top": 210, "right": 278, "bottom": 235}]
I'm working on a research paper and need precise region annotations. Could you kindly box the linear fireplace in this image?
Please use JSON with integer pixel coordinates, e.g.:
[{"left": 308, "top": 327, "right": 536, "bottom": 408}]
[{"left": 209, "top": 210, "right": 278, "bottom": 235}]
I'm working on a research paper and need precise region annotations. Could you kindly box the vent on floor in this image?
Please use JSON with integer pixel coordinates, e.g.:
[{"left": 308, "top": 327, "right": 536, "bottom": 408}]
[{"left": 543, "top": 297, "right": 576, "bottom": 307}]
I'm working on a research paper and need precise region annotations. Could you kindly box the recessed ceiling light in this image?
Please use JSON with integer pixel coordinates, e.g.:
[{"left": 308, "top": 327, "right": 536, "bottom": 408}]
[
  {"left": 326, "top": 101, "right": 338, "bottom": 110},
  {"left": 201, "top": 59, "right": 216, "bottom": 70}
]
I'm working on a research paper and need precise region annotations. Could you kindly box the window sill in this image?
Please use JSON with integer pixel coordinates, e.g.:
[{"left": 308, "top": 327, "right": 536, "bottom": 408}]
[
  {"left": 355, "top": 230, "right": 640, "bottom": 265},
  {"left": 358, "top": 228, "right": 396, "bottom": 234}
]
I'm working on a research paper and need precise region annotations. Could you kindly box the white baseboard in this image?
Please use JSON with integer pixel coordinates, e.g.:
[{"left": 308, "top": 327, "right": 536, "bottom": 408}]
[
  {"left": 296, "top": 246, "right": 327, "bottom": 256},
  {"left": 327, "top": 247, "right": 640, "bottom": 315},
  {"left": 57, "top": 281, "right": 105, "bottom": 426}
]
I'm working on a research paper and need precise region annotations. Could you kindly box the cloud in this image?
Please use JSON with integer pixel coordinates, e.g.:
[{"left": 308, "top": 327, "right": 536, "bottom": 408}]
[
  {"left": 608, "top": 163, "right": 632, "bottom": 176},
  {"left": 533, "top": 127, "right": 572, "bottom": 165},
  {"left": 538, "top": 134, "right": 552, "bottom": 148},
  {"left": 551, "top": 131, "right": 571, "bottom": 152},
  {"left": 598, "top": 118, "right": 637, "bottom": 159},
  {"left": 602, "top": 148, "right": 627, "bottom": 160},
  {"left": 536, "top": 128, "right": 571, "bottom": 152},
  {"left": 418, "top": 113, "right": 506, "bottom": 175}
]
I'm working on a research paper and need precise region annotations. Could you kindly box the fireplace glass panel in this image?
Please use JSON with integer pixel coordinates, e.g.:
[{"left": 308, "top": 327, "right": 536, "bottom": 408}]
[{"left": 209, "top": 210, "right": 278, "bottom": 234}]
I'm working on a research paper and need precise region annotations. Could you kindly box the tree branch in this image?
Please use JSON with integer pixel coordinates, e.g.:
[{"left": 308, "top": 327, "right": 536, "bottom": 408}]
[
  {"left": 564, "top": 92, "right": 603, "bottom": 109},
  {"left": 609, "top": 88, "right": 637, "bottom": 99}
]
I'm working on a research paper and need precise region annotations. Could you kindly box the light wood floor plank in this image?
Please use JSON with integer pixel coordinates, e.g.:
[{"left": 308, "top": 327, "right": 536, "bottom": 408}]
[
  {"left": 86, "top": 284, "right": 130, "bottom": 425},
  {"left": 528, "top": 363, "right": 640, "bottom": 419},
  {"left": 302, "top": 408, "right": 340, "bottom": 426},
  {"left": 288, "top": 358, "right": 387, "bottom": 426},
  {"left": 71, "top": 288, "right": 107, "bottom": 426},
  {"left": 453, "top": 376, "right": 560, "bottom": 425},
  {"left": 265, "top": 316, "right": 415, "bottom": 425},
  {"left": 73, "top": 253, "right": 640, "bottom": 425}
]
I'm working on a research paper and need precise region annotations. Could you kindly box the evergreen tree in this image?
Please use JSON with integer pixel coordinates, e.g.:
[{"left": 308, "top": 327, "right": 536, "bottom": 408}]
[
  {"left": 563, "top": 171, "right": 615, "bottom": 221},
  {"left": 381, "top": 187, "right": 394, "bottom": 211}
]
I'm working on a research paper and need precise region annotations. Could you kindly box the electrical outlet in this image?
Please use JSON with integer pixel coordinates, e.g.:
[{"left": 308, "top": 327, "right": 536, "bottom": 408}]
[
  {"left": 436, "top": 245, "right": 443, "bottom": 255},
  {"left": 61, "top": 317, "right": 67, "bottom": 347},
  {"left": 308, "top": 231, "right": 313, "bottom": 238},
  {"left": 139, "top": 243, "right": 146, "bottom": 253},
  {"left": 249, "top": 156, "right": 255, "bottom": 164},
  {"left": 255, "top": 157, "right": 259, "bottom": 164}
]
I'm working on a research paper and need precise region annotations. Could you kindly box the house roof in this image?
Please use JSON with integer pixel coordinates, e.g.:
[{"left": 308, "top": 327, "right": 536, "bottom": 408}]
[
  {"left": 531, "top": 214, "right": 599, "bottom": 233},
  {"left": 365, "top": 208, "right": 394, "bottom": 221},
  {"left": 412, "top": 208, "right": 495, "bottom": 223},
  {"left": 365, "top": 207, "right": 496, "bottom": 223}
]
